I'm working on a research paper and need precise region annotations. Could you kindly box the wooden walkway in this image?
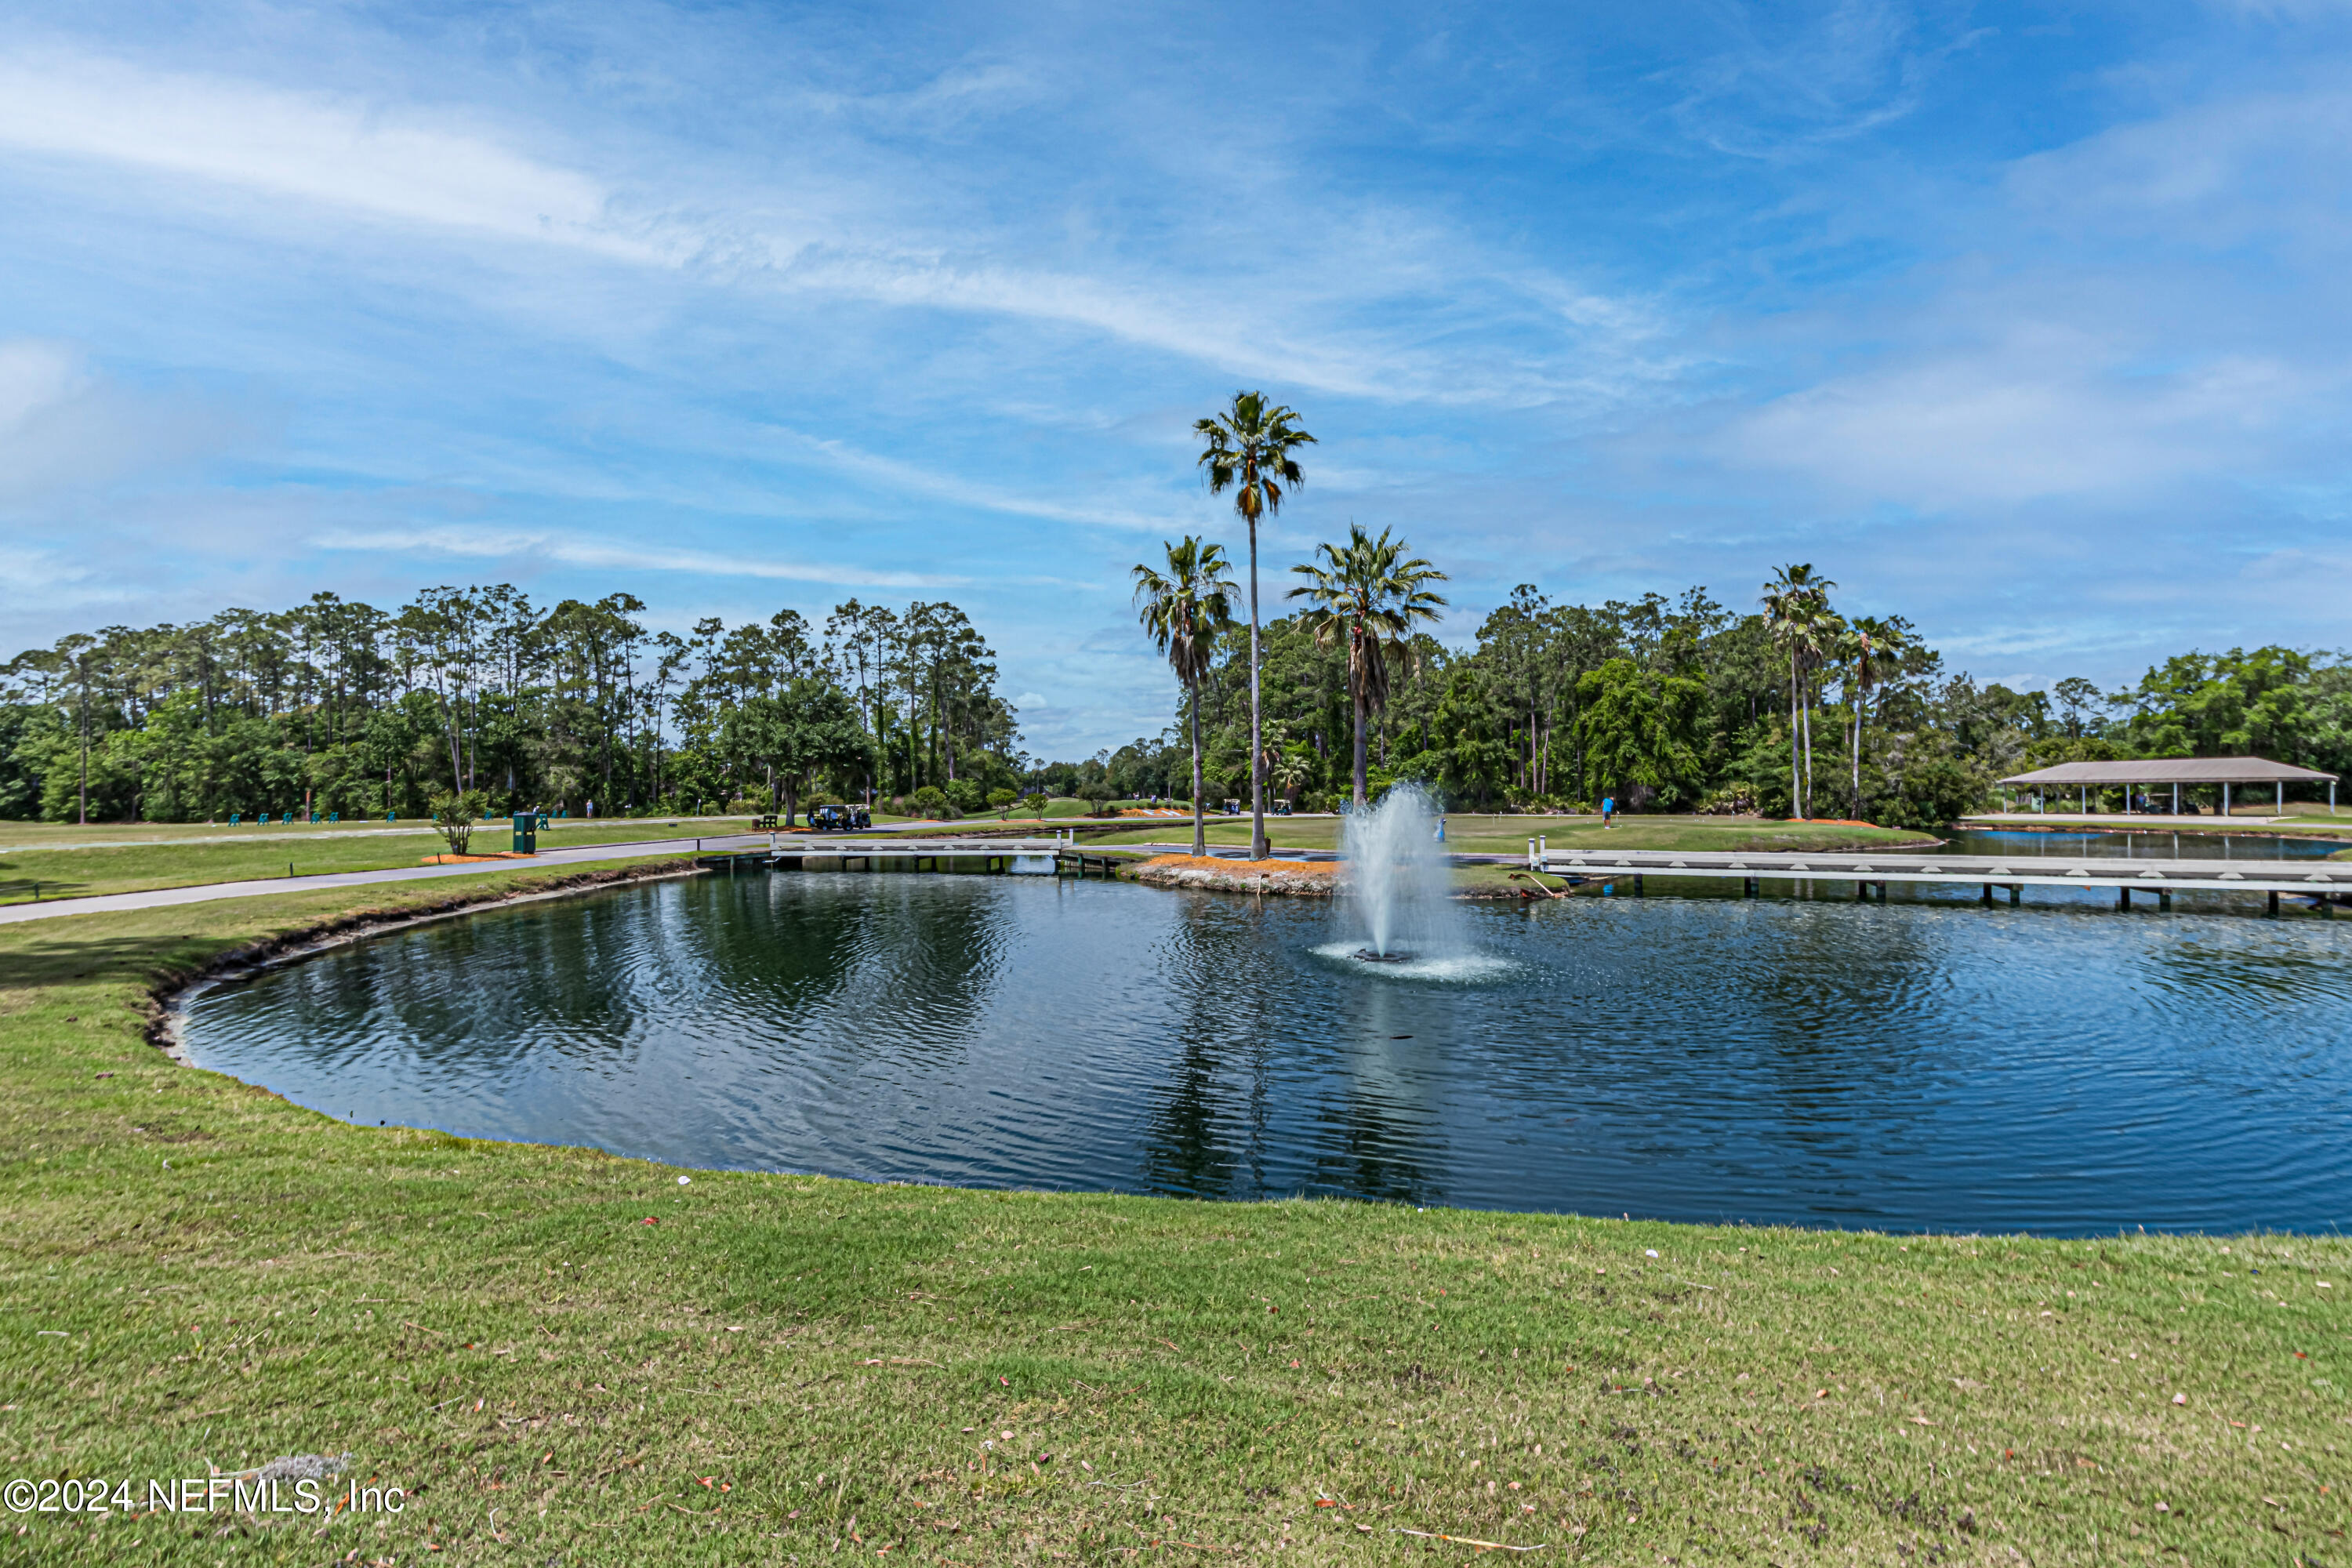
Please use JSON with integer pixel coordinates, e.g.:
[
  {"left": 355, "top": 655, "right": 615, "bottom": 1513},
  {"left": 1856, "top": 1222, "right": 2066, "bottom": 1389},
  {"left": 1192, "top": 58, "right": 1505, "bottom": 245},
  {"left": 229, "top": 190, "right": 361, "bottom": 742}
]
[
  {"left": 755, "top": 837, "right": 1118, "bottom": 877},
  {"left": 1535, "top": 844, "right": 2351, "bottom": 909}
]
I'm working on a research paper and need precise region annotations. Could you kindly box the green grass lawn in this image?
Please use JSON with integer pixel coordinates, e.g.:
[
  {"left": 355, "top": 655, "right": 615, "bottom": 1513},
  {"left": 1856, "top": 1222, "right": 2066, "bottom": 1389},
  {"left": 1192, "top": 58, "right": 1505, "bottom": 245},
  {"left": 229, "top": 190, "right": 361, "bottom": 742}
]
[
  {"left": 0, "top": 819, "right": 778, "bottom": 907},
  {"left": 1088, "top": 814, "right": 1939, "bottom": 857},
  {"left": 0, "top": 814, "right": 793, "bottom": 852},
  {"left": 0, "top": 869, "right": 2343, "bottom": 1563}
]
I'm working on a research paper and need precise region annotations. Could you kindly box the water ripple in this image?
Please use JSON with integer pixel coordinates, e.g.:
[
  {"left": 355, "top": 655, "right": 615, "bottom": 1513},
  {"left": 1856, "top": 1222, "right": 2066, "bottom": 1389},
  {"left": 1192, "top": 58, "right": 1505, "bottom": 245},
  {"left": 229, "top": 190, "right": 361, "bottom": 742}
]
[{"left": 181, "top": 871, "right": 2352, "bottom": 1235}]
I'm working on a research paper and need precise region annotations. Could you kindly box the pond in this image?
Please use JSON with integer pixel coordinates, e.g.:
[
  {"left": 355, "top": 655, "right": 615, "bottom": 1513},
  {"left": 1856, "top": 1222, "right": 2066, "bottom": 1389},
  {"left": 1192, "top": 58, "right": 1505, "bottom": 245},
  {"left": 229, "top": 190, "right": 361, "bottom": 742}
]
[{"left": 181, "top": 860, "right": 2352, "bottom": 1236}]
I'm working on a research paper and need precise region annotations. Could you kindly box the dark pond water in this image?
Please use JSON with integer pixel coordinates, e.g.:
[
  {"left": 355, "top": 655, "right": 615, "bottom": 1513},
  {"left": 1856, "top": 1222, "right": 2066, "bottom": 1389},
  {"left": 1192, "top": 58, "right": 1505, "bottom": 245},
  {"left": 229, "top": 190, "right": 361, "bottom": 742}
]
[{"left": 183, "top": 856, "right": 2352, "bottom": 1236}]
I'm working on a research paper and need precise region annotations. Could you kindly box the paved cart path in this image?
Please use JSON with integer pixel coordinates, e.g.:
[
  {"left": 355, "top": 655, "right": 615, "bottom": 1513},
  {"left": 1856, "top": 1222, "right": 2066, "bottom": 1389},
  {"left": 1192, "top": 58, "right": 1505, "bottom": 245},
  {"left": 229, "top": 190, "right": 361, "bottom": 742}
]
[{"left": 0, "top": 833, "right": 768, "bottom": 927}]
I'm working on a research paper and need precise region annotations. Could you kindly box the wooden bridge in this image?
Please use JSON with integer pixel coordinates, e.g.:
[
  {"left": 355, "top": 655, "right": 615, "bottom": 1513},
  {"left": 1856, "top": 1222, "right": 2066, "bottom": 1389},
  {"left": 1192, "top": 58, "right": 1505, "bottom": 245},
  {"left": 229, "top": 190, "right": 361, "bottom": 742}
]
[
  {"left": 697, "top": 834, "right": 1119, "bottom": 878},
  {"left": 1530, "top": 843, "right": 2352, "bottom": 911}
]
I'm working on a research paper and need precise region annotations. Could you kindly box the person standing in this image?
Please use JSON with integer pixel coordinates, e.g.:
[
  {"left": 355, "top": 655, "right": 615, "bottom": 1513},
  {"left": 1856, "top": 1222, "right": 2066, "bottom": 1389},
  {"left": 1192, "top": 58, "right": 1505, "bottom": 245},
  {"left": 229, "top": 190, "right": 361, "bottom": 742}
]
[{"left": 1602, "top": 795, "right": 1614, "bottom": 827}]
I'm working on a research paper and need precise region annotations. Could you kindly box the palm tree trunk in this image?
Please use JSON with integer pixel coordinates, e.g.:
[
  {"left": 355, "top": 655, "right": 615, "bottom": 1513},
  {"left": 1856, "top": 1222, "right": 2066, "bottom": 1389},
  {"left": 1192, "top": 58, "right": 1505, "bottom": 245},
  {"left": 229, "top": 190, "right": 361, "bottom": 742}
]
[
  {"left": 1799, "top": 664, "right": 1813, "bottom": 818},
  {"left": 1189, "top": 673, "right": 1205, "bottom": 858},
  {"left": 1850, "top": 682, "right": 1864, "bottom": 819},
  {"left": 1247, "top": 517, "right": 1266, "bottom": 861},
  {"left": 1788, "top": 664, "right": 1801, "bottom": 821},
  {"left": 1353, "top": 685, "right": 1370, "bottom": 808}
]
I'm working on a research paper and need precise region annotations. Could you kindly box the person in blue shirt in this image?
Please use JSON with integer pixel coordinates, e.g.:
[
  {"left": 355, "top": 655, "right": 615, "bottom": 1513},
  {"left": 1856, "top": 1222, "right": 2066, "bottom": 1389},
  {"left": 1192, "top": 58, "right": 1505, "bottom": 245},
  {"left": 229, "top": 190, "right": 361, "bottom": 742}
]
[{"left": 1602, "top": 795, "right": 1615, "bottom": 826}]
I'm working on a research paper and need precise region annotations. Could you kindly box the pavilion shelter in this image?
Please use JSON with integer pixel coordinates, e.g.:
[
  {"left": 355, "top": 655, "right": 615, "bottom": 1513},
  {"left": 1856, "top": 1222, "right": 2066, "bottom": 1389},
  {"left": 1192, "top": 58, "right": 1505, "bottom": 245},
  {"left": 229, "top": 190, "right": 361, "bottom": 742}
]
[{"left": 1995, "top": 756, "right": 2339, "bottom": 818}]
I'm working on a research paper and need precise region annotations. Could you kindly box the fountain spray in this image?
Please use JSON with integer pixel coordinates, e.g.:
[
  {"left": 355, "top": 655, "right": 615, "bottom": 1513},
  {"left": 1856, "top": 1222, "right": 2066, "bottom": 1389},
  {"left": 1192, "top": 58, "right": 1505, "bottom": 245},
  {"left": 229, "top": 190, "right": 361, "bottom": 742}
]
[{"left": 1341, "top": 783, "right": 1461, "bottom": 961}]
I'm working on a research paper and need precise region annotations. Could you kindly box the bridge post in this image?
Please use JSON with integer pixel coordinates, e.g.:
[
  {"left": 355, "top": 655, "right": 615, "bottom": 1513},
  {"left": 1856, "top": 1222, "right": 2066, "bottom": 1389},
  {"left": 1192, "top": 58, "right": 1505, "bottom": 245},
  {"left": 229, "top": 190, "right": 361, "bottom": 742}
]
[
  {"left": 2117, "top": 886, "right": 2129, "bottom": 910},
  {"left": 1634, "top": 874, "right": 1645, "bottom": 896},
  {"left": 2268, "top": 889, "right": 2280, "bottom": 916},
  {"left": 1980, "top": 884, "right": 1992, "bottom": 905},
  {"left": 2009, "top": 885, "right": 2021, "bottom": 906},
  {"left": 2159, "top": 890, "right": 2171, "bottom": 910},
  {"left": 1744, "top": 877, "right": 1758, "bottom": 898}
]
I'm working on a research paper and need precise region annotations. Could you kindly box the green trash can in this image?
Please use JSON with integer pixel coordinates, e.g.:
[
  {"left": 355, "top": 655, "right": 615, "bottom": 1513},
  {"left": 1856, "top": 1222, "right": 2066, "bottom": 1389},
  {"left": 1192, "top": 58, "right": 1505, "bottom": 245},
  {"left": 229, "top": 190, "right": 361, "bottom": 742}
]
[{"left": 511, "top": 813, "right": 538, "bottom": 854}]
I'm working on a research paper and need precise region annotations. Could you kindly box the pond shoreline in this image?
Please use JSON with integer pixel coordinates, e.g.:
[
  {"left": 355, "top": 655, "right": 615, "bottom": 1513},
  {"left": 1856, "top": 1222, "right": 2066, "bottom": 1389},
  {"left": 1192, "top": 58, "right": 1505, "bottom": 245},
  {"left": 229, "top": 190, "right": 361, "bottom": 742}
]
[{"left": 147, "top": 857, "right": 702, "bottom": 1063}]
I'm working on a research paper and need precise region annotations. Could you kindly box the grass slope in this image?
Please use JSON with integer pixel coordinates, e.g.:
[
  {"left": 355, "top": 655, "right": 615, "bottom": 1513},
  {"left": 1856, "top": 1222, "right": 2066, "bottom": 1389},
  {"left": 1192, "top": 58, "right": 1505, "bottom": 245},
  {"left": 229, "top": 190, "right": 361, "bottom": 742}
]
[
  {"left": 1, "top": 872, "right": 2345, "bottom": 1564},
  {"left": 1089, "top": 815, "right": 1936, "bottom": 857},
  {"left": 0, "top": 821, "right": 770, "bottom": 907}
]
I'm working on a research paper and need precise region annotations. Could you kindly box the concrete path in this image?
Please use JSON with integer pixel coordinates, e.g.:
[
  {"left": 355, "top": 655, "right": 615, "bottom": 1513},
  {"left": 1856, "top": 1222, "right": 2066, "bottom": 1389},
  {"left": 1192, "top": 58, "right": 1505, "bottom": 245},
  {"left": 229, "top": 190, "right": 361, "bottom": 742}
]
[
  {"left": 0, "top": 833, "right": 766, "bottom": 927},
  {"left": 0, "top": 819, "right": 766, "bottom": 855}
]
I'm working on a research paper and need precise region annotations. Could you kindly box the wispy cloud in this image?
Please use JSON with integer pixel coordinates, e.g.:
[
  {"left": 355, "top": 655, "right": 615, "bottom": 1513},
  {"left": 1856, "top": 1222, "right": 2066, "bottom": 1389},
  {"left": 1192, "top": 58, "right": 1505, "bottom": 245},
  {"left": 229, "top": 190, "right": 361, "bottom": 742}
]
[
  {"left": 8, "top": 4, "right": 2352, "bottom": 751},
  {"left": 310, "top": 525, "right": 961, "bottom": 590},
  {"left": 0, "top": 41, "right": 1658, "bottom": 407},
  {"left": 0, "top": 336, "right": 254, "bottom": 504}
]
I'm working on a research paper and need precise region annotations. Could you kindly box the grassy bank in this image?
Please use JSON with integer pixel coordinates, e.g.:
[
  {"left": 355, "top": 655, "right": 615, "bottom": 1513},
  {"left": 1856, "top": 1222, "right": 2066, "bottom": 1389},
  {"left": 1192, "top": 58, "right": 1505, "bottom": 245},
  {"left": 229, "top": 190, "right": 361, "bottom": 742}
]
[
  {"left": 2, "top": 873, "right": 2346, "bottom": 1565},
  {"left": 0, "top": 820, "right": 771, "bottom": 907},
  {"left": 1087, "top": 815, "right": 1936, "bottom": 857}
]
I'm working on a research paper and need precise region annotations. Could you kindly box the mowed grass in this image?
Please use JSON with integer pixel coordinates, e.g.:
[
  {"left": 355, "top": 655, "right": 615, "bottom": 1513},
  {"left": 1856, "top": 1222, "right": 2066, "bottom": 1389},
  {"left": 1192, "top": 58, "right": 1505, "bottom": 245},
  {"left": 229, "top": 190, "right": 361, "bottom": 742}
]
[
  {"left": 1088, "top": 814, "right": 1938, "bottom": 857},
  {"left": 1, "top": 872, "right": 2347, "bottom": 1564},
  {"left": 0, "top": 819, "right": 774, "bottom": 906}
]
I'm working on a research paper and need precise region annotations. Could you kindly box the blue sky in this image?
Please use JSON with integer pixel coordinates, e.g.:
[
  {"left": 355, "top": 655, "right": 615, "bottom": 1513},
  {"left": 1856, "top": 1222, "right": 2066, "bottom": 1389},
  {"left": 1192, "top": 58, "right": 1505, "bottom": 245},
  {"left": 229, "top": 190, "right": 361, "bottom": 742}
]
[{"left": 4, "top": 2, "right": 2350, "bottom": 757}]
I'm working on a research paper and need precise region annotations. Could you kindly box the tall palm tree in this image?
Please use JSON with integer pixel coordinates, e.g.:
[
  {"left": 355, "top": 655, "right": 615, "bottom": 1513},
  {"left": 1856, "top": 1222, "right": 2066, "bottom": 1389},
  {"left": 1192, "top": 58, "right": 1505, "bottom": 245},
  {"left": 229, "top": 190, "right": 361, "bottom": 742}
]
[
  {"left": 1842, "top": 615, "right": 1909, "bottom": 818},
  {"left": 1762, "top": 564, "right": 1837, "bottom": 819},
  {"left": 1269, "top": 747, "right": 1311, "bottom": 805},
  {"left": 1287, "top": 524, "right": 1449, "bottom": 808},
  {"left": 1132, "top": 536, "right": 1239, "bottom": 857},
  {"left": 1196, "top": 392, "right": 1315, "bottom": 860}
]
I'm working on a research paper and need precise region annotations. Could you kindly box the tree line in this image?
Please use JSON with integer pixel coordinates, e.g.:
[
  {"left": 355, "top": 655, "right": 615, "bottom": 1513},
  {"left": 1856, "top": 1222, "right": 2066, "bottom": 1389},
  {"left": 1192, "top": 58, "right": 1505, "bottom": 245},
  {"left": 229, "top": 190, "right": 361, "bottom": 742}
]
[
  {"left": 0, "top": 589, "right": 1024, "bottom": 824},
  {"left": 1114, "top": 561, "right": 2352, "bottom": 837},
  {"left": 1115, "top": 394, "right": 2352, "bottom": 848},
  {"left": 11, "top": 394, "right": 2345, "bottom": 837}
]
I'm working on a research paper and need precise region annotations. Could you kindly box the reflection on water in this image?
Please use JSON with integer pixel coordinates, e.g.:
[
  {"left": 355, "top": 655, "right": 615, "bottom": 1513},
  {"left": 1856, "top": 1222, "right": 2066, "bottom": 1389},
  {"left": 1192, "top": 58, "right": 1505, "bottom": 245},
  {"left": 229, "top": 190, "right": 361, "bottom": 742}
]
[{"left": 183, "top": 869, "right": 2352, "bottom": 1235}]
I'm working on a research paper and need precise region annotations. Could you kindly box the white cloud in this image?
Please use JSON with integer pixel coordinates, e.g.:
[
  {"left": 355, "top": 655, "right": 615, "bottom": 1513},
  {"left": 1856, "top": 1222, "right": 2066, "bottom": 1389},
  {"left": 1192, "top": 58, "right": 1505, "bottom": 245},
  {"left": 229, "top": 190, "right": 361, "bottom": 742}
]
[
  {"left": 0, "top": 336, "right": 252, "bottom": 504},
  {"left": 0, "top": 45, "right": 1656, "bottom": 406},
  {"left": 310, "top": 524, "right": 962, "bottom": 590},
  {"left": 0, "top": 49, "right": 672, "bottom": 263},
  {"left": 1722, "top": 325, "right": 2311, "bottom": 506}
]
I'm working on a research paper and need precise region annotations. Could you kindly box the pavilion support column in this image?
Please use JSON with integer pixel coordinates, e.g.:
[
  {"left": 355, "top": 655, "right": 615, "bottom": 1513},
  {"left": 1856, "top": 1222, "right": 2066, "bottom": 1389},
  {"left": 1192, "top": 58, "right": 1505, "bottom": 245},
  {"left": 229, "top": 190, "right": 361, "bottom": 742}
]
[
  {"left": 2224, "top": 783, "right": 2231, "bottom": 819},
  {"left": 2277, "top": 782, "right": 2284, "bottom": 817},
  {"left": 2172, "top": 782, "right": 2179, "bottom": 816}
]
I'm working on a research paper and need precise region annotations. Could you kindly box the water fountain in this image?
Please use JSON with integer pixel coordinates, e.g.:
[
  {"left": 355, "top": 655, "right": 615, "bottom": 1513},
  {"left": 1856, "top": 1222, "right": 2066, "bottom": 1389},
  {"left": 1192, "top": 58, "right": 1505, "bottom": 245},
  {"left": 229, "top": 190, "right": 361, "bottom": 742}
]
[{"left": 1342, "top": 783, "right": 1461, "bottom": 962}]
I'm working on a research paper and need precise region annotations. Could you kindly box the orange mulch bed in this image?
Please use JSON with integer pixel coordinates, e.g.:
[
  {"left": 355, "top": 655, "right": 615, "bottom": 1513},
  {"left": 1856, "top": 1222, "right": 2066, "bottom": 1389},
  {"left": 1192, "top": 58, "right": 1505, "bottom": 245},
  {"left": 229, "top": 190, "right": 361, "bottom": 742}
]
[
  {"left": 1133, "top": 854, "right": 1339, "bottom": 898},
  {"left": 419, "top": 851, "right": 538, "bottom": 865}
]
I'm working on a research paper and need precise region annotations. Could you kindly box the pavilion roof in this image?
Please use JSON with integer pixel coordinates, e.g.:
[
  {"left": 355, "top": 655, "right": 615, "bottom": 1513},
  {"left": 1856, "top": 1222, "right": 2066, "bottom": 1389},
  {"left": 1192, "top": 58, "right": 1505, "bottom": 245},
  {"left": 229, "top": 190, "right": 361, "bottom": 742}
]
[{"left": 1997, "top": 756, "right": 2338, "bottom": 786}]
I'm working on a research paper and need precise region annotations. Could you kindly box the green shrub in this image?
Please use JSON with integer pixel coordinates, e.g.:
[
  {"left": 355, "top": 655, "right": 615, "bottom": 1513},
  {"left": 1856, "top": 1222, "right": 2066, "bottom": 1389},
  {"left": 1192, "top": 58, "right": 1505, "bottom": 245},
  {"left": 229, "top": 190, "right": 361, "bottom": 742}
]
[{"left": 427, "top": 789, "right": 490, "bottom": 855}]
